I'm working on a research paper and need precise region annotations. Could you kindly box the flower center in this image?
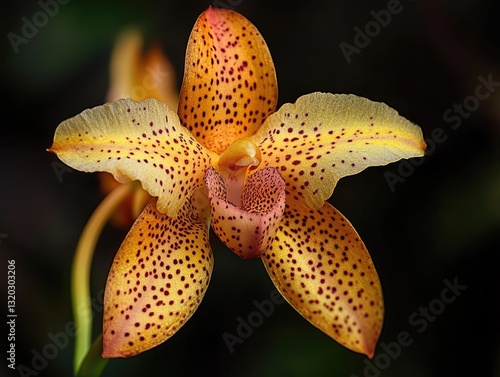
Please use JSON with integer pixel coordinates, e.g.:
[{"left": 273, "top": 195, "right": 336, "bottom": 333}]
[{"left": 217, "top": 138, "right": 262, "bottom": 207}]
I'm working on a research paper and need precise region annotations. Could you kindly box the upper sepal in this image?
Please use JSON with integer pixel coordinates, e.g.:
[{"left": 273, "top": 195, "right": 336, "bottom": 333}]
[{"left": 178, "top": 7, "right": 278, "bottom": 154}]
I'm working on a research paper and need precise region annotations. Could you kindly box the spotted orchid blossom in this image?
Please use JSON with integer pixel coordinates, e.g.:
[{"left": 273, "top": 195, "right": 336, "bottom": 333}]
[{"left": 49, "top": 7, "right": 425, "bottom": 362}]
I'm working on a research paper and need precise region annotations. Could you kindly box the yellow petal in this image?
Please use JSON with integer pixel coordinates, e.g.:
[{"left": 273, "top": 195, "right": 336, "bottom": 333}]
[
  {"left": 106, "top": 28, "right": 179, "bottom": 110},
  {"left": 49, "top": 98, "right": 213, "bottom": 217},
  {"left": 102, "top": 197, "right": 213, "bottom": 358},
  {"left": 263, "top": 201, "right": 383, "bottom": 357},
  {"left": 251, "top": 92, "right": 426, "bottom": 209},
  {"left": 178, "top": 7, "right": 278, "bottom": 154}
]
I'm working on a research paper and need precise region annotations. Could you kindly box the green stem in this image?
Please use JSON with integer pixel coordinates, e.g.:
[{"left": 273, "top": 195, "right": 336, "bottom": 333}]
[
  {"left": 77, "top": 334, "right": 109, "bottom": 377},
  {"left": 71, "top": 182, "right": 136, "bottom": 375},
  {"left": 131, "top": 187, "right": 149, "bottom": 219}
]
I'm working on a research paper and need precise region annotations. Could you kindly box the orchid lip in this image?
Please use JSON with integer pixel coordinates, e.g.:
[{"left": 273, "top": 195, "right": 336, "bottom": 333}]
[{"left": 204, "top": 166, "right": 286, "bottom": 260}]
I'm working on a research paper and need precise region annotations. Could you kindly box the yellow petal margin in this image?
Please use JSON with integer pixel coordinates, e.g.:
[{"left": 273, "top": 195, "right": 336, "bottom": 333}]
[
  {"left": 49, "top": 98, "right": 213, "bottom": 217},
  {"left": 263, "top": 201, "right": 383, "bottom": 357},
  {"left": 103, "top": 197, "right": 213, "bottom": 358},
  {"left": 178, "top": 7, "right": 278, "bottom": 154},
  {"left": 251, "top": 92, "right": 426, "bottom": 209}
]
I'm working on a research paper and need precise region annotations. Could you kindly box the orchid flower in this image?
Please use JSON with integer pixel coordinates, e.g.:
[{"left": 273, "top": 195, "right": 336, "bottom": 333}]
[{"left": 49, "top": 6, "right": 425, "bottom": 365}]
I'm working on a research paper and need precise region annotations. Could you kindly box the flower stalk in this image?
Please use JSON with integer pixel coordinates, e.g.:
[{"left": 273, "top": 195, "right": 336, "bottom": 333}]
[
  {"left": 71, "top": 182, "right": 137, "bottom": 374},
  {"left": 76, "top": 334, "right": 108, "bottom": 377}
]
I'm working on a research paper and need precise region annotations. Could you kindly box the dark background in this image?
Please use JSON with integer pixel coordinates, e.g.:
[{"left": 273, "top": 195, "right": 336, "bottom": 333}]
[{"left": 1, "top": 0, "right": 499, "bottom": 376}]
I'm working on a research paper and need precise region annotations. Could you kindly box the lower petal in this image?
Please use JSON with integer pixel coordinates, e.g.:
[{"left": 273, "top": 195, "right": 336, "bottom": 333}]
[
  {"left": 102, "top": 196, "right": 213, "bottom": 358},
  {"left": 262, "top": 201, "right": 383, "bottom": 357}
]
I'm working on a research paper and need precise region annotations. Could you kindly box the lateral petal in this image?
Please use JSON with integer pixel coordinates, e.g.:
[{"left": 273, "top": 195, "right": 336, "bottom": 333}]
[
  {"left": 263, "top": 201, "right": 383, "bottom": 357},
  {"left": 205, "top": 167, "right": 285, "bottom": 260},
  {"left": 49, "top": 98, "right": 213, "bottom": 217},
  {"left": 251, "top": 92, "right": 426, "bottom": 208},
  {"left": 178, "top": 7, "right": 278, "bottom": 154},
  {"left": 102, "top": 197, "right": 213, "bottom": 358}
]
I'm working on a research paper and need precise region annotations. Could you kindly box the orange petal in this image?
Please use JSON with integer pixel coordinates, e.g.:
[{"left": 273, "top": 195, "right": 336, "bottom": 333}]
[
  {"left": 251, "top": 92, "right": 426, "bottom": 209},
  {"left": 102, "top": 197, "right": 213, "bottom": 358},
  {"left": 205, "top": 167, "right": 285, "bottom": 259},
  {"left": 106, "top": 28, "right": 179, "bottom": 110},
  {"left": 263, "top": 201, "right": 383, "bottom": 357},
  {"left": 48, "top": 98, "right": 213, "bottom": 217},
  {"left": 178, "top": 7, "right": 278, "bottom": 154}
]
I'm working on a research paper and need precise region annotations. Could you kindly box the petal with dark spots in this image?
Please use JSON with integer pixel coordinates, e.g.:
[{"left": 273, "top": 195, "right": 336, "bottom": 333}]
[
  {"left": 263, "top": 201, "right": 383, "bottom": 357},
  {"left": 102, "top": 197, "right": 213, "bottom": 358},
  {"left": 251, "top": 92, "right": 426, "bottom": 209},
  {"left": 48, "top": 98, "right": 214, "bottom": 217},
  {"left": 178, "top": 7, "right": 278, "bottom": 154},
  {"left": 205, "top": 167, "right": 285, "bottom": 260}
]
